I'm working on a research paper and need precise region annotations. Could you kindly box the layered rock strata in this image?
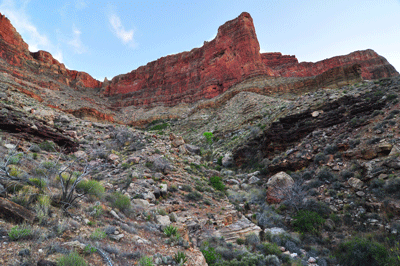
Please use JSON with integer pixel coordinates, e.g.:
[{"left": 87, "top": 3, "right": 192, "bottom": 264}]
[
  {"left": 104, "top": 13, "right": 398, "bottom": 108},
  {"left": 0, "top": 13, "right": 101, "bottom": 90}
]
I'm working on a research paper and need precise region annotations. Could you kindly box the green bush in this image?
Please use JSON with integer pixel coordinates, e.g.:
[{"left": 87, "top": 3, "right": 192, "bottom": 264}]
[
  {"left": 337, "top": 237, "right": 389, "bottom": 266},
  {"left": 186, "top": 191, "right": 203, "bottom": 201},
  {"left": 77, "top": 180, "right": 105, "bottom": 197},
  {"left": 292, "top": 210, "right": 325, "bottom": 234},
  {"left": 203, "top": 132, "right": 214, "bottom": 146},
  {"left": 163, "top": 225, "right": 179, "bottom": 237},
  {"left": 110, "top": 191, "right": 131, "bottom": 211},
  {"left": 201, "top": 245, "right": 221, "bottom": 264},
  {"left": 209, "top": 176, "right": 225, "bottom": 191},
  {"left": 8, "top": 153, "right": 23, "bottom": 165},
  {"left": 149, "top": 123, "right": 169, "bottom": 131},
  {"left": 39, "top": 141, "right": 56, "bottom": 152},
  {"left": 261, "top": 242, "right": 282, "bottom": 256},
  {"left": 29, "top": 177, "right": 47, "bottom": 189},
  {"left": 8, "top": 225, "right": 33, "bottom": 241},
  {"left": 58, "top": 251, "right": 88, "bottom": 266},
  {"left": 90, "top": 228, "right": 106, "bottom": 240},
  {"left": 174, "top": 251, "right": 188, "bottom": 264},
  {"left": 139, "top": 256, "right": 154, "bottom": 266}
]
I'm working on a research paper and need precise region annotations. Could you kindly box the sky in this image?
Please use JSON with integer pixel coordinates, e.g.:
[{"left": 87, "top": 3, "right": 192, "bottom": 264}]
[{"left": 1, "top": 0, "right": 399, "bottom": 81}]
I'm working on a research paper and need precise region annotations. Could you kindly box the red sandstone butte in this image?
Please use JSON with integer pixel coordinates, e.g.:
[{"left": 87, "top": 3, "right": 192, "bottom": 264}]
[
  {"left": 104, "top": 12, "right": 274, "bottom": 107},
  {"left": 105, "top": 12, "right": 398, "bottom": 108},
  {"left": 0, "top": 13, "right": 101, "bottom": 89}
]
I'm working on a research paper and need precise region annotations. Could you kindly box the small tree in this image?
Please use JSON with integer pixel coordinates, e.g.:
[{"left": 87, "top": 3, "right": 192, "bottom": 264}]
[
  {"left": 203, "top": 132, "right": 214, "bottom": 147},
  {"left": 56, "top": 158, "right": 92, "bottom": 213},
  {"left": 203, "top": 132, "right": 214, "bottom": 161}
]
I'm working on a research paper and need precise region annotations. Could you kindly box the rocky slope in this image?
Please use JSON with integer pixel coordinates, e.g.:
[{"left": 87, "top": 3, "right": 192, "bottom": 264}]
[
  {"left": 2, "top": 10, "right": 400, "bottom": 266},
  {"left": 0, "top": 11, "right": 399, "bottom": 126}
]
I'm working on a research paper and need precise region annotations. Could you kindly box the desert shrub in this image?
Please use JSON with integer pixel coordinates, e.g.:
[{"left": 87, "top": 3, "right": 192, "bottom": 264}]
[
  {"left": 292, "top": 210, "right": 325, "bottom": 234},
  {"left": 303, "top": 199, "right": 331, "bottom": 218},
  {"left": 88, "top": 204, "right": 103, "bottom": 218},
  {"left": 341, "top": 170, "right": 354, "bottom": 180},
  {"left": 58, "top": 251, "right": 88, "bottom": 266},
  {"left": 181, "top": 184, "right": 192, "bottom": 192},
  {"left": 304, "top": 179, "right": 323, "bottom": 190},
  {"left": 256, "top": 205, "right": 283, "bottom": 228},
  {"left": 163, "top": 225, "right": 179, "bottom": 237},
  {"left": 76, "top": 180, "right": 105, "bottom": 197},
  {"left": 316, "top": 168, "right": 336, "bottom": 182},
  {"left": 8, "top": 224, "right": 33, "bottom": 241},
  {"left": 201, "top": 244, "right": 221, "bottom": 265},
  {"left": 29, "top": 177, "right": 47, "bottom": 189},
  {"left": 336, "top": 237, "right": 389, "bottom": 266},
  {"left": 149, "top": 123, "right": 169, "bottom": 131},
  {"left": 324, "top": 144, "right": 338, "bottom": 155},
  {"left": 29, "top": 144, "right": 41, "bottom": 152},
  {"left": 203, "top": 132, "right": 214, "bottom": 146},
  {"left": 245, "top": 233, "right": 260, "bottom": 246},
  {"left": 83, "top": 244, "right": 97, "bottom": 254},
  {"left": 213, "top": 253, "right": 280, "bottom": 266},
  {"left": 314, "top": 153, "right": 327, "bottom": 164},
  {"left": 236, "top": 238, "right": 245, "bottom": 245},
  {"left": 35, "top": 194, "right": 51, "bottom": 222},
  {"left": 90, "top": 228, "right": 106, "bottom": 240},
  {"left": 104, "top": 225, "right": 116, "bottom": 235},
  {"left": 138, "top": 256, "right": 154, "bottom": 266},
  {"left": 39, "top": 141, "right": 56, "bottom": 152},
  {"left": 302, "top": 171, "right": 314, "bottom": 180},
  {"left": 385, "top": 177, "right": 400, "bottom": 197},
  {"left": 209, "top": 176, "right": 225, "bottom": 191},
  {"left": 174, "top": 251, "right": 187, "bottom": 264},
  {"left": 8, "top": 153, "right": 23, "bottom": 165},
  {"left": 186, "top": 191, "right": 203, "bottom": 201},
  {"left": 284, "top": 240, "right": 302, "bottom": 254},
  {"left": 110, "top": 191, "right": 131, "bottom": 211},
  {"left": 260, "top": 242, "right": 282, "bottom": 256}
]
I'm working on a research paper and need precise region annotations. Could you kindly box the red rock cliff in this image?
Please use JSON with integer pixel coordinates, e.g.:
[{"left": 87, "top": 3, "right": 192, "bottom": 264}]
[
  {"left": 264, "top": 49, "right": 398, "bottom": 80},
  {"left": 0, "top": 13, "right": 101, "bottom": 89},
  {"left": 104, "top": 12, "right": 274, "bottom": 107},
  {"left": 105, "top": 13, "right": 398, "bottom": 108}
]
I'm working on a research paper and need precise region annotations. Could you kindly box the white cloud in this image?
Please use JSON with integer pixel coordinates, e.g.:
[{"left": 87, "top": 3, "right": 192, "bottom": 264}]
[
  {"left": 108, "top": 13, "right": 136, "bottom": 47},
  {"left": 0, "top": 0, "right": 63, "bottom": 61},
  {"left": 67, "top": 25, "right": 87, "bottom": 54},
  {"left": 75, "top": 0, "right": 88, "bottom": 10},
  {"left": 53, "top": 50, "right": 64, "bottom": 63}
]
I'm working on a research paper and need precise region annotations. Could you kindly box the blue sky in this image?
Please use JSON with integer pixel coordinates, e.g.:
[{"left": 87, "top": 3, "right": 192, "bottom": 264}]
[{"left": 1, "top": 0, "right": 399, "bottom": 81}]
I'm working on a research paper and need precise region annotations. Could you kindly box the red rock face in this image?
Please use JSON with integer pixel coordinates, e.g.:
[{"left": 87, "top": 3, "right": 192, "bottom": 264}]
[
  {"left": 105, "top": 12, "right": 398, "bottom": 108},
  {"left": 104, "top": 12, "right": 273, "bottom": 107},
  {"left": 0, "top": 13, "right": 101, "bottom": 89},
  {"left": 265, "top": 49, "right": 398, "bottom": 80}
]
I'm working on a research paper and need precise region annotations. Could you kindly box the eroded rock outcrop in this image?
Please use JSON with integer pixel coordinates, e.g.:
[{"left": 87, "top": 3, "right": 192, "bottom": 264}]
[
  {"left": 103, "top": 13, "right": 398, "bottom": 108},
  {"left": 265, "top": 49, "right": 398, "bottom": 80},
  {"left": 0, "top": 13, "right": 101, "bottom": 90},
  {"left": 104, "top": 12, "right": 273, "bottom": 107}
]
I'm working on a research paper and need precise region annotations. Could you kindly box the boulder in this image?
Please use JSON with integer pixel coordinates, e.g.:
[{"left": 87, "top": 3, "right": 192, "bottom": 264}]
[
  {"left": 266, "top": 171, "right": 294, "bottom": 203},
  {"left": 156, "top": 215, "right": 171, "bottom": 228},
  {"left": 0, "top": 197, "right": 36, "bottom": 223},
  {"left": 222, "top": 153, "right": 234, "bottom": 168},
  {"left": 215, "top": 217, "right": 261, "bottom": 243},
  {"left": 184, "top": 144, "right": 201, "bottom": 155},
  {"left": 132, "top": 199, "right": 150, "bottom": 208},
  {"left": 348, "top": 177, "right": 364, "bottom": 190}
]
